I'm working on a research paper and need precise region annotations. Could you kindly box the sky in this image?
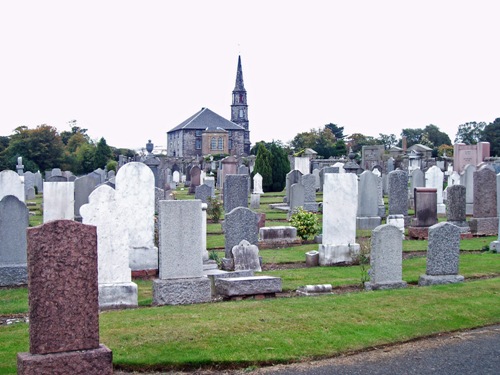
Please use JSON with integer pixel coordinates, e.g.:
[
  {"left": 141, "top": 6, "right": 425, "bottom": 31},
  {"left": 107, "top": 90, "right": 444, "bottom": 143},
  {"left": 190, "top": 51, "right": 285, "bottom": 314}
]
[{"left": 0, "top": 1, "right": 499, "bottom": 151}]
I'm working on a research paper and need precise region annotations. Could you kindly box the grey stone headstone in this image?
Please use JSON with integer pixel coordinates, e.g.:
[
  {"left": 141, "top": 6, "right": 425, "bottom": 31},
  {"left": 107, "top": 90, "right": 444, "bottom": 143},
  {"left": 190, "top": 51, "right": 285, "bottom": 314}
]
[
  {"left": 412, "top": 188, "right": 437, "bottom": 227},
  {"left": 312, "top": 169, "right": 321, "bottom": 191},
  {"left": 426, "top": 222, "right": 461, "bottom": 276},
  {"left": 473, "top": 167, "right": 497, "bottom": 218},
  {"left": 447, "top": 185, "right": 466, "bottom": 222},
  {"left": 51, "top": 168, "right": 62, "bottom": 177},
  {"left": 410, "top": 169, "right": 425, "bottom": 196},
  {"left": 319, "top": 167, "right": 336, "bottom": 192},
  {"left": 35, "top": 171, "right": 43, "bottom": 193},
  {"left": 357, "top": 170, "right": 379, "bottom": 217},
  {"left": 26, "top": 187, "right": 36, "bottom": 200},
  {"left": 189, "top": 166, "right": 202, "bottom": 194},
  {"left": 238, "top": 165, "right": 249, "bottom": 175},
  {"left": 301, "top": 174, "right": 318, "bottom": 212},
  {"left": 74, "top": 175, "right": 99, "bottom": 220},
  {"left": 154, "top": 187, "right": 165, "bottom": 214},
  {"left": 46, "top": 175, "right": 68, "bottom": 182},
  {"left": 285, "top": 170, "right": 303, "bottom": 202},
  {"left": 387, "top": 157, "right": 395, "bottom": 173},
  {"left": 195, "top": 184, "right": 213, "bottom": 204},
  {"left": 388, "top": 170, "right": 408, "bottom": 216},
  {"left": 223, "top": 174, "right": 249, "bottom": 213},
  {"left": 23, "top": 171, "right": 36, "bottom": 199},
  {"left": 224, "top": 207, "right": 259, "bottom": 259},
  {"left": 0, "top": 195, "right": 29, "bottom": 286},
  {"left": 461, "top": 164, "right": 476, "bottom": 215},
  {"left": 250, "top": 193, "right": 260, "bottom": 209},
  {"left": 289, "top": 183, "right": 305, "bottom": 214},
  {"left": 232, "top": 240, "right": 261, "bottom": 272}
]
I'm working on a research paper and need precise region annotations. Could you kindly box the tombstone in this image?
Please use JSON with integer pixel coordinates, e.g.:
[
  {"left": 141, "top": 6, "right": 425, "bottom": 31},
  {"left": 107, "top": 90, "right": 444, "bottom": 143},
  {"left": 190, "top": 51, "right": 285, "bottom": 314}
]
[
  {"left": 74, "top": 174, "right": 100, "bottom": 221},
  {"left": 43, "top": 181, "right": 74, "bottom": 223},
  {"left": 238, "top": 165, "right": 249, "bottom": 176},
  {"left": 447, "top": 171, "right": 461, "bottom": 187},
  {"left": 332, "top": 162, "right": 345, "bottom": 173},
  {"left": 446, "top": 185, "right": 471, "bottom": 236},
  {"left": 319, "top": 173, "right": 360, "bottom": 265},
  {"left": 232, "top": 240, "right": 261, "bottom": 272},
  {"left": 107, "top": 170, "right": 116, "bottom": 180},
  {"left": 364, "top": 224, "right": 407, "bottom": 291},
  {"left": 288, "top": 183, "right": 305, "bottom": 217},
  {"left": 293, "top": 156, "right": 310, "bottom": 175},
  {"left": 34, "top": 171, "right": 43, "bottom": 193},
  {"left": 153, "top": 200, "right": 211, "bottom": 305},
  {"left": 173, "top": 170, "right": 180, "bottom": 183},
  {"left": 46, "top": 175, "right": 68, "bottom": 182},
  {"left": 17, "top": 220, "right": 113, "bottom": 374},
  {"left": 115, "top": 162, "right": 157, "bottom": 271},
  {"left": 223, "top": 207, "right": 259, "bottom": 269},
  {"left": 387, "top": 157, "right": 395, "bottom": 173},
  {"left": 425, "top": 166, "right": 446, "bottom": 214},
  {"left": 188, "top": 165, "right": 202, "bottom": 194},
  {"left": 490, "top": 173, "right": 500, "bottom": 250},
  {"left": 284, "top": 169, "right": 303, "bottom": 203},
  {"left": 319, "top": 167, "right": 336, "bottom": 192},
  {"left": 0, "top": 195, "right": 29, "bottom": 286},
  {"left": 460, "top": 164, "right": 476, "bottom": 215},
  {"left": 250, "top": 193, "right": 260, "bottom": 209},
  {"left": 301, "top": 174, "right": 319, "bottom": 212},
  {"left": 409, "top": 168, "right": 425, "bottom": 209},
  {"left": 80, "top": 185, "right": 138, "bottom": 309},
  {"left": 51, "top": 168, "right": 62, "bottom": 177},
  {"left": 220, "top": 155, "right": 238, "bottom": 190},
  {"left": 375, "top": 173, "right": 386, "bottom": 218},
  {"left": 453, "top": 142, "right": 490, "bottom": 174},
  {"left": 418, "top": 222, "right": 464, "bottom": 286},
  {"left": 223, "top": 174, "right": 249, "bottom": 213},
  {"left": 386, "top": 214, "right": 405, "bottom": 239},
  {"left": 16, "top": 156, "right": 24, "bottom": 175},
  {"left": 93, "top": 168, "right": 106, "bottom": 184},
  {"left": 23, "top": 171, "right": 36, "bottom": 200},
  {"left": 469, "top": 167, "right": 498, "bottom": 236},
  {"left": 408, "top": 188, "right": 437, "bottom": 239},
  {"left": 361, "top": 145, "right": 384, "bottom": 171},
  {"left": 0, "top": 169, "right": 25, "bottom": 202},
  {"left": 204, "top": 176, "right": 216, "bottom": 196},
  {"left": 195, "top": 183, "right": 213, "bottom": 204},
  {"left": 253, "top": 173, "right": 264, "bottom": 194},
  {"left": 356, "top": 170, "right": 381, "bottom": 230},
  {"left": 388, "top": 170, "right": 408, "bottom": 216},
  {"left": 312, "top": 169, "right": 321, "bottom": 191}
]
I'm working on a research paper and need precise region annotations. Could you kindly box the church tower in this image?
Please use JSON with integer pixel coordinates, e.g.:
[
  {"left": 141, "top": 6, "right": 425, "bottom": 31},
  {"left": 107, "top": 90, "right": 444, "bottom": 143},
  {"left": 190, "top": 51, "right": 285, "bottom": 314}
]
[{"left": 231, "top": 55, "right": 251, "bottom": 155}]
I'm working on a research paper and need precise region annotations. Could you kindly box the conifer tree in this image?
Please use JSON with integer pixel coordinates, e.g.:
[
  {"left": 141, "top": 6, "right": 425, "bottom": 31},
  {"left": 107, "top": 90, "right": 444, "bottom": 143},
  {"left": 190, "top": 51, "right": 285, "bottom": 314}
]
[{"left": 253, "top": 143, "right": 273, "bottom": 192}]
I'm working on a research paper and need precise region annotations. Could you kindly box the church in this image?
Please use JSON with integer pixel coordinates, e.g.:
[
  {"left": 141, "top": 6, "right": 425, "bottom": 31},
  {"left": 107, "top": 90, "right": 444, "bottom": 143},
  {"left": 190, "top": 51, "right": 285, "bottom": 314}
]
[{"left": 166, "top": 56, "right": 251, "bottom": 157}]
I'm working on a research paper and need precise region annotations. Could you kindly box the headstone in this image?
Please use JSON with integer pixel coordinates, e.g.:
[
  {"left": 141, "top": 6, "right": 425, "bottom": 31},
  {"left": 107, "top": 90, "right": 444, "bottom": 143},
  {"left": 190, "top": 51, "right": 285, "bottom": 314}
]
[
  {"left": 425, "top": 166, "right": 446, "bottom": 214},
  {"left": 312, "top": 169, "right": 321, "bottom": 191},
  {"left": 34, "top": 171, "right": 43, "bottom": 193},
  {"left": 365, "top": 224, "right": 407, "bottom": 290},
  {"left": 469, "top": 167, "right": 498, "bottom": 236},
  {"left": 460, "top": 164, "right": 476, "bottom": 215},
  {"left": 253, "top": 173, "right": 264, "bottom": 194},
  {"left": 223, "top": 207, "right": 259, "bottom": 268},
  {"left": 51, "top": 168, "right": 62, "bottom": 177},
  {"left": 301, "top": 174, "right": 319, "bottom": 212},
  {"left": 0, "top": 169, "right": 25, "bottom": 202},
  {"left": 0, "top": 195, "right": 29, "bottom": 286},
  {"left": 288, "top": 183, "right": 305, "bottom": 216},
  {"left": 154, "top": 187, "right": 166, "bottom": 213},
  {"left": 188, "top": 165, "right": 202, "bottom": 194},
  {"left": 153, "top": 200, "right": 211, "bottom": 305},
  {"left": 220, "top": 155, "right": 238, "bottom": 191},
  {"left": 204, "top": 176, "right": 216, "bottom": 196},
  {"left": 46, "top": 175, "right": 67, "bottom": 182},
  {"left": 23, "top": 171, "right": 36, "bottom": 200},
  {"left": 80, "top": 185, "right": 138, "bottom": 309},
  {"left": 319, "top": 166, "right": 336, "bottom": 192},
  {"left": 386, "top": 214, "right": 405, "bottom": 239},
  {"left": 332, "top": 162, "right": 345, "bottom": 173},
  {"left": 43, "top": 181, "right": 74, "bottom": 223},
  {"left": 74, "top": 174, "right": 99, "bottom": 221},
  {"left": 195, "top": 183, "right": 213, "bottom": 204},
  {"left": 356, "top": 170, "right": 381, "bottom": 230},
  {"left": 447, "top": 171, "right": 461, "bottom": 187},
  {"left": 361, "top": 145, "right": 384, "bottom": 171},
  {"left": 388, "top": 170, "right": 408, "bottom": 216},
  {"left": 172, "top": 170, "right": 180, "bottom": 183},
  {"left": 232, "top": 240, "right": 261, "bottom": 272},
  {"left": 250, "top": 193, "right": 260, "bottom": 209},
  {"left": 319, "top": 173, "right": 360, "bottom": 265},
  {"left": 418, "top": 222, "right": 464, "bottom": 286},
  {"left": 16, "top": 156, "right": 24, "bottom": 175},
  {"left": 17, "top": 220, "right": 113, "bottom": 374},
  {"left": 446, "top": 185, "right": 471, "bottom": 235},
  {"left": 409, "top": 168, "right": 425, "bottom": 209},
  {"left": 293, "top": 156, "right": 310, "bottom": 175},
  {"left": 376, "top": 173, "right": 386, "bottom": 218},
  {"left": 408, "top": 188, "right": 437, "bottom": 239},
  {"left": 223, "top": 174, "right": 249, "bottom": 213},
  {"left": 387, "top": 157, "right": 395, "bottom": 173},
  {"left": 453, "top": 142, "right": 490, "bottom": 174},
  {"left": 285, "top": 169, "right": 303, "bottom": 203}
]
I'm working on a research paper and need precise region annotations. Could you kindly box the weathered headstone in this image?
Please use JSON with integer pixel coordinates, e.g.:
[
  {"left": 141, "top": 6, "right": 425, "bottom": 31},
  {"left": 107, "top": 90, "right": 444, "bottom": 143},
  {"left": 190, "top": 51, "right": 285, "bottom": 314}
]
[
  {"left": 153, "top": 200, "right": 211, "bottom": 305},
  {"left": 43, "top": 181, "right": 75, "bottom": 223},
  {"left": 285, "top": 169, "right": 303, "bottom": 203},
  {"left": 250, "top": 193, "right": 260, "bottom": 209},
  {"left": 0, "top": 169, "right": 25, "bottom": 203},
  {"left": 460, "top": 164, "right": 476, "bottom": 215},
  {"left": 195, "top": 183, "right": 214, "bottom": 204},
  {"left": 293, "top": 156, "right": 310, "bottom": 175},
  {"left": 388, "top": 170, "right": 408, "bottom": 216},
  {"left": 469, "top": 167, "right": 498, "bottom": 236},
  {"left": 446, "top": 185, "right": 471, "bottom": 235},
  {"left": 17, "top": 220, "right": 113, "bottom": 374},
  {"left": 425, "top": 166, "right": 445, "bottom": 214},
  {"left": 0, "top": 195, "right": 29, "bottom": 286},
  {"left": 361, "top": 145, "right": 384, "bottom": 171},
  {"left": 188, "top": 165, "right": 202, "bottom": 194},
  {"left": 319, "top": 173, "right": 360, "bottom": 265},
  {"left": 232, "top": 240, "right": 261, "bottom": 272},
  {"left": 23, "top": 171, "right": 36, "bottom": 200},
  {"left": 365, "top": 224, "right": 407, "bottom": 290},
  {"left": 253, "top": 173, "right": 264, "bottom": 194},
  {"left": 356, "top": 170, "right": 381, "bottom": 230},
  {"left": 74, "top": 174, "right": 99, "bottom": 221},
  {"left": 319, "top": 166, "right": 336, "bottom": 192},
  {"left": 418, "top": 222, "right": 464, "bottom": 286},
  {"left": 312, "top": 168, "right": 321, "bottom": 191},
  {"left": 288, "top": 183, "right": 305, "bottom": 216},
  {"left": 172, "top": 170, "right": 180, "bottom": 183},
  {"left": 34, "top": 171, "right": 43, "bottom": 193},
  {"left": 301, "top": 174, "right": 318, "bottom": 212},
  {"left": 223, "top": 174, "right": 249, "bottom": 213},
  {"left": 409, "top": 168, "right": 425, "bottom": 209},
  {"left": 408, "top": 188, "right": 437, "bottom": 239},
  {"left": 223, "top": 207, "right": 259, "bottom": 268}
]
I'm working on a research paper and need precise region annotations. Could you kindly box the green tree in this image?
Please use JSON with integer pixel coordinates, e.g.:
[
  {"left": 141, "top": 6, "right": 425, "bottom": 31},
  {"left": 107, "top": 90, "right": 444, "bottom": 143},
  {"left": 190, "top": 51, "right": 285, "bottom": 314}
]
[
  {"left": 94, "top": 137, "right": 112, "bottom": 169},
  {"left": 455, "top": 122, "right": 486, "bottom": 144},
  {"left": 482, "top": 118, "right": 500, "bottom": 156},
  {"left": 324, "top": 123, "right": 345, "bottom": 139},
  {"left": 423, "top": 124, "right": 451, "bottom": 148},
  {"left": 377, "top": 133, "right": 397, "bottom": 150},
  {"left": 400, "top": 128, "right": 423, "bottom": 147},
  {"left": 75, "top": 143, "right": 96, "bottom": 174},
  {"left": 348, "top": 133, "right": 380, "bottom": 153},
  {"left": 253, "top": 143, "right": 273, "bottom": 192},
  {"left": 269, "top": 141, "right": 290, "bottom": 192}
]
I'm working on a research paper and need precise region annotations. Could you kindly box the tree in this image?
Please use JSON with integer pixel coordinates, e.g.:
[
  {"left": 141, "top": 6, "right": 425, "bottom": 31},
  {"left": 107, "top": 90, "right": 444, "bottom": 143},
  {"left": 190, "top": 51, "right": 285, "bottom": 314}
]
[
  {"left": 94, "top": 137, "right": 112, "bottom": 169},
  {"left": 482, "top": 118, "right": 500, "bottom": 156},
  {"left": 455, "top": 122, "right": 486, "bottom": 144},
  {"left": 60, "top": 120, "right": 90, "bottom": 145},
  {"left": 400, "top": 128, "right": 424, "bottom": 147},
  {"left": 348, "top": 133, "right": 380, "bottom": 153},
  {"left": 377, "top": 133, "right": 397, "bottom": 150},
  {"left": 423, "top": 124, "right": 451, "bottom": 148},
  {"left": 324, "top": 123, "right": 344, "bottom": 139},
  {"left": 269, "top": 141, "right": 290, "bottom": 192},
  {"left": 253, "top": 143, "right": 273, "bottom": 192}
]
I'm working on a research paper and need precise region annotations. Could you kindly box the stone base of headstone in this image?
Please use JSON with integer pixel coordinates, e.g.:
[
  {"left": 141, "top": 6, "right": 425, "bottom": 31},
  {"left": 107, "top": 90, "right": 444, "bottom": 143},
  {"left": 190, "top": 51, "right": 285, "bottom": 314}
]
[
  {"left": 203, "top": 260, "right": 219, "bottom": 271},
  {"left": 418, "top": 274, "right": 464, "bottom": 286},
  {"left": 356, "top": 216, "right": 381, "bottom": 230},
  {"left": 378, "top": 206, "right": 386, "bottom": 219},
  {"left": 466, "top": 203, "right": 473, "bottom": 216},
  {"left": 437, "top": 203, "right": 446, "bottom": 215},
  {"left": 489, "top": 240, "right": 500, "bottom": 252},
  {"left": 215, "top": 276, "right": 282, "bottom": 299},
  {"left": 318, "top": 243, "right": 360, "bottom": 266},
  {"left": 296, "top": 284, "right": 332, "bottom": 296},
  {"left": 447, "top": 221, "right": 472, "bottom": 233},
  {"left": 364, "top": 280, "right": 408, "bottom": 291},
  {"left": 407, "top": 226, "right": 430, "bottom": 240},
  {"left": 17, "top": 344, "right": 113, "bottom": 375},
  {"left": 204, "top": 269, "right": 254, "bottom": 297},
  {"left": 387, "top": 215, "right": 405, "bottom": 239},
  {"left": 129, "top": 246, "right": 158, "bottom": 271},
  {"left": 98, "top": 282, "right": 138, "bottom": 310},
  {"left": 314, "top": 234, "right": 322, "bottom": 244},
  {"left": 303, "top": 203, "right": 319, "bottom": 212},
  {"left": 305, "top": 251, "right": 319, "bottom": 267},
  {"left": 469, "top": 217, "right": 499, "bottom": 236},
  {"left": 0, "top": 265, "right": 27, "bottom": 287},
  {"left": 152, "top": 277, "right": 212, "bottom": 306},
  {"left": 221, "top": 257, "right": 234, "bottom": 271}
]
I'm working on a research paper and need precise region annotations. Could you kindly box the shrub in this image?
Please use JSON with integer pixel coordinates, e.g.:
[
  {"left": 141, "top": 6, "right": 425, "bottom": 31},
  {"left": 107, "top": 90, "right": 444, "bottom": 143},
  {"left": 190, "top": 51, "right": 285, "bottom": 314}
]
[
  {"left": 207, "top": 196, "right": 223, "bottom": 223},
  {"left": 289, "top": 207, "right": 320, "bottom": 241}
]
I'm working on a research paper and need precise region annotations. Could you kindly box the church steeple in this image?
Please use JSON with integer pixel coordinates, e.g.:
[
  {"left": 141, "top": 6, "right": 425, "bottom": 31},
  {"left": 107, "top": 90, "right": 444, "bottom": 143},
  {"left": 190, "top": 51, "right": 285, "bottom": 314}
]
[{"left": 231, "top": 55, "right": 250, "bottom": 154}]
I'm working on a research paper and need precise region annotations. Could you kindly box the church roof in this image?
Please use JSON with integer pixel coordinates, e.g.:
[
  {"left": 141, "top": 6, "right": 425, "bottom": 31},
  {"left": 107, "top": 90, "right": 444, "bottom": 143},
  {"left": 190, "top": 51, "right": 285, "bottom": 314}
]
[{"left": 167, "top": 107, "right": 245, "bottom": 133}]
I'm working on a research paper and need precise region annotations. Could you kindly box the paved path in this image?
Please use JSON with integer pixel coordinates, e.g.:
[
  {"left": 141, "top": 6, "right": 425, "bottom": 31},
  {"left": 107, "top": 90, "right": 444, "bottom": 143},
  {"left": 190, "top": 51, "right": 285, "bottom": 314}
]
[{"left": 116, "top": 324, "right": 500, "bottom": 374}]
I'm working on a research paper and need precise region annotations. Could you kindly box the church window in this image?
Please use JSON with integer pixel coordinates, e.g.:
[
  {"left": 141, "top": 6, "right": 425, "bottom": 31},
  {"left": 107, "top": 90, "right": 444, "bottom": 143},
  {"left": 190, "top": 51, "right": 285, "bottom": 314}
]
[
  {"left": 228, "top": 131, "right": 232, "bottom": 137},
  {"left": 229, "top": 140, "right": 233, "bottom": 150},
  {"left": 195, "top": 130, "right": 202, "bottom": 136},
  {"left": 218, "top": 137, "right": 224, "bottom": 150},
  {"left": 239, "top": 109, "right": 244, "bottom": 118},
  {"left": 195, "top": 139, "right": 201, "bottom": 149},
  {"left": 211, "top": 137, "right": 217, "bottom": 150}
]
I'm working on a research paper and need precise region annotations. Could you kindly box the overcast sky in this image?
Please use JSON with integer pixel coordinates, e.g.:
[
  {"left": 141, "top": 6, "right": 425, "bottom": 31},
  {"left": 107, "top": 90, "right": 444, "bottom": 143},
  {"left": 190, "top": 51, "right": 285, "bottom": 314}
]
[{"left": 0, "top": 1, "right": 498, "bottom": 150}]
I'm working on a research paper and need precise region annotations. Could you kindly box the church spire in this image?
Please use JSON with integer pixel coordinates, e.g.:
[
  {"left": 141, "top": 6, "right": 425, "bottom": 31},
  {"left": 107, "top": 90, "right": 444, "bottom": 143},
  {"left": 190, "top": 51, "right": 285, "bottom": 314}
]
[
  {"left": 231, "top": 55, "right": 250, "bottom": 155},
  {"left": 234, "top": 55, "right": 245, "bottom": 91}
]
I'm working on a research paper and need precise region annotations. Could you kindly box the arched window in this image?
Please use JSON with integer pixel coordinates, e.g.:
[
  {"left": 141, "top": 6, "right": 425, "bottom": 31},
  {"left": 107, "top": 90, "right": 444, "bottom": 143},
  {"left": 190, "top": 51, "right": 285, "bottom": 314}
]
[
  {"left": 211, "top": 137, "right": 217, "bottom": 150},
  {"left": 218, "top": 137, "right": 224, "bottom": 150}
]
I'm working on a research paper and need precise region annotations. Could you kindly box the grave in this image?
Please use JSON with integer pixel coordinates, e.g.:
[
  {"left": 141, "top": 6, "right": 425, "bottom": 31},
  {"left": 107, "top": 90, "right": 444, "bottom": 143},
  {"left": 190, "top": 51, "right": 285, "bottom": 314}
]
[
  {"left": 387, "top": 169, "right": 408, "bottom": 233},
  {"left": 250, "top": 193, "right": 260, "bottom": 209},
  {"left": 188, "top": 165, "right": 201, "bottom": 194},
  {"left": 356, "top": 170, "right": 381, "bottom": 230},
  {"left": 258, "top": 226, "right": 300, "bottom": 248},
  {"left": 215, "top": 276, "right": 282, "bottom": 301},
  {"left": 0, "top": 169, "right": 25, "bottom": 203},
  {"left": 425, "top": 166, "right": 446, "bottom": 214},
  {"left": 223, "top": 174, "right": 249, "bottom": 213},
  {"left": 293, "top": 156, "right": 310, "bottom": 175},
  {"left": 42, "top": 181, "right": 74, "bottom": 223},
  {"left": 446, "top": 185, "right": 472, "bottom": 238},
  {"left": 460, "top": 164, "right": 476, "bottom": 215},
  {"left": 285, "top": 169, "right": 303, "bottom": 204},
  {"left": 232, "top": 240, "right": 261, "bottom": 272},
  {"left": 17, "top": 220, "right": 113, "bottom": 374},
  {"left": 288, "top": 183, "right": 305, "bottom": 218},
  {"left": 469, "top": 167, "right": 498, "bottom": 236},
  {"left": 253, "top": 172, "right": 264, "bottom": 194},
  {"left": 195, "top": 183, "right": 214, "bottom": 204},
  {"left": 408, "top": 188, "right": 438, "bottom": 239},
  {"left": 301, "top": 174, "right": 319, "bottom": 212}
]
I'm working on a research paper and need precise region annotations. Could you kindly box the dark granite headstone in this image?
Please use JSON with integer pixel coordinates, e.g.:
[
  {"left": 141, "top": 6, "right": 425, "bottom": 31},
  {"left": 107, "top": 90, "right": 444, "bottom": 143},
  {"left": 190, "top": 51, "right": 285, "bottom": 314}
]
[
  {"left": 188, "top": 165, "right": 201, "bottom": 194},
  {"left": 412, "top": 188, "right": 438, "bottom": 227},
  {"left": 447, "top": 185, "right": 466, "bottom": 222},
  {"left": 223, "top": 207, "right": 259, "bottom": 259},
  {"left": 473, "top": 167, "right": 497, "bottom": 218},
  {"left": 195, "top": 184, "right": 213, "bottom": 204},
  {"left": 223, "top": 174, "right": 249, "bottom": 213},
  {"left": 388, "top": 170, "right": 408, "bottom": 216}
]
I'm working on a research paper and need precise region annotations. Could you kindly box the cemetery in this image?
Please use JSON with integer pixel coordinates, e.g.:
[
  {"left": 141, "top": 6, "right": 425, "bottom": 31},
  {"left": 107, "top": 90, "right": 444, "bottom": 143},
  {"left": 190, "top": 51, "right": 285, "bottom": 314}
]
[{"left": 0, "top": 155, "right": 499, "bottom": 374}]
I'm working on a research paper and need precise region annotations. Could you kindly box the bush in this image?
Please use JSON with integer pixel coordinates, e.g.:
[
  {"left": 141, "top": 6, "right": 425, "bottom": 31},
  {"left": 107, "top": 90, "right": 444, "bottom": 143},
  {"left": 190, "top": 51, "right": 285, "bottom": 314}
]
[
  {"left": 289, "top": 207, "right": 320, "bottom": 241},
  {"left": 207, "top": 196, "right": 223, "bottom": 223}
]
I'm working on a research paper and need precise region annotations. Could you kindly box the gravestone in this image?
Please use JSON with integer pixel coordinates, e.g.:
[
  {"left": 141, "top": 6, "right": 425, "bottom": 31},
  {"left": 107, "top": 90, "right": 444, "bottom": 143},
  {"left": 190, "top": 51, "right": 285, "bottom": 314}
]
[
  {"left": 376, "top": 173, "right": 386, "bottom": 218},
  {"left": 425, "top": 166, "right": 445, "bottom": 214},
  {"left": 288, "top": 183, "right": 305, "bottom": 216},
  {"left": 460, "top": 164, "right": 476, "bottom": 215},
  {"left": 16, "top": 156, "right": 24, "bottom": 175},
  {"left": 285, "top": 170, "right": 303, "bottom": 203},
  {"left": 17, "top": 220, "right": 112, "bottom": 374},
  {"left": 46, "top": 175, "right": 67, "bottom": 182},
  {"left": 319, "top": 166, "right": 336, "bottom": 192},
  {"left": 365, "top": 224, "right": 407, "bottom": 290},
  {"left": 195, "top": 183, "right": 213, "bottom": 204},
  {"left": 188, "top": 165, "right": 202, "bottom": 194},
  {"left": 250, "top": 193, "right": 260, "bottom": 209},
  {"left": 409, "top": 168, "right": 425, "bottom": 209},
  {"left": 447, "top": 171, "right": 461, "bottom": 187},
  {"left": 43, "top": 181, "right": 74, "bottom": 223},
  {"left": 173, "top": 170, "right": 180, "bottom": 183},
  {"left": 408, "top": 188, "right": 437, "bottom": 239},
  {"left": 319, "top": 173, "right": 360, "bottom": 265},
  {"left": 356, "top": 170, "right": 381, "bottom": 230},
  {"left": 0, "top": 169, "right": 25, "bottom": 202},
  {"left": 312, "top": 169, "right": 321, "bottom": 191},
  {"left": 490, "top": 173, "right": 500, "bottom": 250},
  {"left": 293, "top": 156, "right": 310, "bottom": 175},
  {"left": 446, "top": 185, "right": 471, "bottom": 235},
  {"left": 301, "top": 174, "right": 318, "bottom": 212},
  {"left": 453, "top": 142, "right": 490, "bottom": 173},
  {"left": 223, "top": 174, "right": 249, "bottom": 213},
  {"left": 204, "top": 176, "right": 216, "bottom": 196},
  {"left": 50, "top": 168, "right": 62, "bottom": 177},
  {"left": 154, "top": 187, "right": 166, "bottom": 213},
  {"left": 387, "top": 157, "right": 395, "bottom": 172},
  {"left": 0, "top": 195, "right": 29, "bottom": 286},
  {"left": 80, "top": 185, "right": 138, "bottom": 309},
  {"left": 23, "top": 171, "right": 36, "bottom": 200},
  {"left": 253, "top": 173, "right": 264, "bottom": 194},
  {"left": 220, "top": 155, "right": 238, "bottom": 191},
  {"left": 232, "top": 240, "right": 261, "bottom": 272},
  {"left": 74, "top": 174, "right": 99, "bottom": 221},
  {"left": 34, "top": 171, "right": 43, "bottom": 193},
  {"left": 361, "top": 145, "right": 384, "bottom": 171},
  {"left": 388, "top": 170, "right": 408, "bottom": 216},
  {"left": 469, "top": 167, "right": 498, "bottom": 236},
  {"left": 223, "top": 207, "right": 259, "bottom": 269},
  {"left": 153, "top": 200, "right": 211, "bottom": 305},
  {"left": 418, "top": 222, "right": 464, "bottom": 286}
]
